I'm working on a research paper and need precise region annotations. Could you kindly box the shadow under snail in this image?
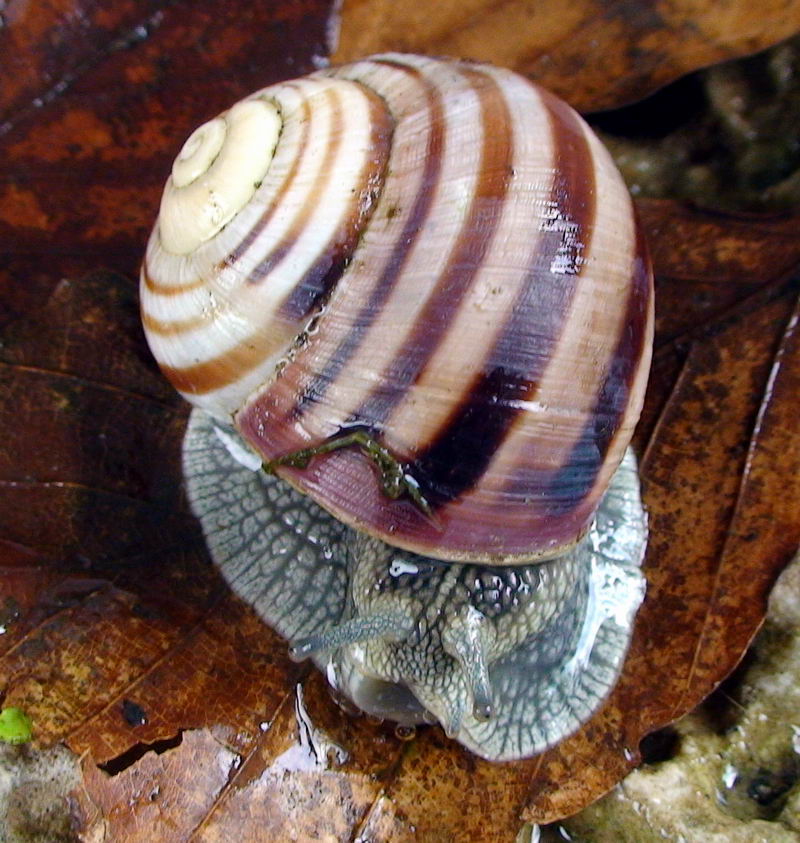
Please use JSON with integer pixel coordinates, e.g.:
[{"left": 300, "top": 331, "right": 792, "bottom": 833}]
[{"left": 140, "top": 54, "right": 654, "bottom": 762}]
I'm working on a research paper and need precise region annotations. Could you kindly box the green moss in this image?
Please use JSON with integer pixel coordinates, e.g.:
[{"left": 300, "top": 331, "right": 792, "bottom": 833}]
[{"left": 0, "top": 709, "right": 33, "bottom": 745}]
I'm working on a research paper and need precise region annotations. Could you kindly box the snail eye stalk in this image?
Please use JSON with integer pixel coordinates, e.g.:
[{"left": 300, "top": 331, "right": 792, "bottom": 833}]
[
  {"left": 442, "top": 606, "right": 494, "bottom": 721},
  {"left": 289, "top": 610, "right": 414, "bottom": 661}
]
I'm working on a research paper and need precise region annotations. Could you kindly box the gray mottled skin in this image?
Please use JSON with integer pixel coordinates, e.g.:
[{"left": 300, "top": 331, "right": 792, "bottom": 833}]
[{"left": 183, "top": 409, "right": 647, "bottom": 761}]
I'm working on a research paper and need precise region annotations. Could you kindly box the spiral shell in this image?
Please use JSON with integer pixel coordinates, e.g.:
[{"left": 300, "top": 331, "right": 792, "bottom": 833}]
[{"left": 141, "top": 54, "right": 653, "bottom": 564}]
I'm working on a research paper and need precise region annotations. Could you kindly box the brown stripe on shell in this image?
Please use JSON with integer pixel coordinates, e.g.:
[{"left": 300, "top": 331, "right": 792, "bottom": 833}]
[
  {"left": 223, "top": 89, "right": 310, "bottom": 267},
  {"left": 141, "top": 307, "right": 206, "bottom": 337},
  {"left": 341, "top": 66, "right": 514, "bottom": 431},
  {"left": 406, "top": 86, "right": 597, "bottom": 507},
  {"left": 278, "top": 86, "right": 393, "bottom": 319},
  {"left": 159, "top": 327, "right": 297, "bottom": 395},
  {"left": 141, "top": 262, "right": 207, "bottom": 297},
  {"left": 244, "top": 87, "right": 344, "bottom": 285},
  {"left": 281, "top": 58, "right": 447, "bottom": 416},
  {"left": 534, "top": 215, "right": 653, "bottom": 514}
]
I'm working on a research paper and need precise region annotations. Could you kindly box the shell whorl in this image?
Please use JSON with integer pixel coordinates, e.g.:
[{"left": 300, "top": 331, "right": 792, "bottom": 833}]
[
  {"left": 141, "top": 75, "right": 393, "bottom": 416},
  {"left": 141, "top": 54, "right": 654, "bottom": 563}
]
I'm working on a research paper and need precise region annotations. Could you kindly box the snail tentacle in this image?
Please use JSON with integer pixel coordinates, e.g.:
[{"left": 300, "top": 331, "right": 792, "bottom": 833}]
[
  {"left": 441, "top": 605, "right": 495, "bottom": 721},
  {"left": 289, "top": 607, "right": 415, "bottom": 662}
]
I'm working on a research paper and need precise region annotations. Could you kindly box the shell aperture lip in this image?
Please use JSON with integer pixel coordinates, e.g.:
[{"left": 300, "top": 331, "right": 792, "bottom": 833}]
[{"left": 182, "top": 410, "right": 647, "bottom": 761}]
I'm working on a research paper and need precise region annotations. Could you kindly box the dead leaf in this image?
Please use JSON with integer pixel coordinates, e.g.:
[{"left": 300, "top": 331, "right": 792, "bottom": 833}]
[
  {"left": 76, "top": 728, "right": 240, "bottom": 841},
  {"left": 1, "top": 1, "right": 800, "bottom": 839},
  {"left": 334, "top": 0, "right": 800, "bottom": 111}
]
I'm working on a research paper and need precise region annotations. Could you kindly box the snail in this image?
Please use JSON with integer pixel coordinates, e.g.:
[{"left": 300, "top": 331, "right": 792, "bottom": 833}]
[{"left": 140, "top": 54, "right": 653, "bottom": 761}]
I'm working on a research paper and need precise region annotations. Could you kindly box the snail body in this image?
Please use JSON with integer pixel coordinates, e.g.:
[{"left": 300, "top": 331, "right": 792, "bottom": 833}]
[
  {"left": 183, "top": 411, "right": 646, "bottom": 760},
  {"left": 141, "top": 55, "right": 653, "bottom": 760}
]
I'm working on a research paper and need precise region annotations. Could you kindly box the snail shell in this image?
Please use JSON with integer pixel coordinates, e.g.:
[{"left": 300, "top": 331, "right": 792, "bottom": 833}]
[{"left": 141, "top": 54, "right": 653, "bottom": 760}]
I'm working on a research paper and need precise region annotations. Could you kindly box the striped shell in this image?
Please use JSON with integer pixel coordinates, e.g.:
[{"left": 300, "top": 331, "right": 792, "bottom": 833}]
[{"left": 141, "top": 54, "right": 654, "bottom": 564}]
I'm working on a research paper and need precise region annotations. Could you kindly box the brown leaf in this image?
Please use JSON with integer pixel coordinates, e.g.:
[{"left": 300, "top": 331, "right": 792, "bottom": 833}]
[
  {"left": 334, "top": 0, "right": 800, "bottom": 111},
  {"left": 2, "top": 2, "right": 800, "bottom": 839},
  {"left": 519, "top": 215, "right": 800, "bottom": 823},
  {"left": 76, "top": 728, "right": 241, "bottom": 841}
]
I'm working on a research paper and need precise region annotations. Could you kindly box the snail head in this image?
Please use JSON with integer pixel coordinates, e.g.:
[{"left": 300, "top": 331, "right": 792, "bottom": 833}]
[{"left": 290, "top": 531, "right": 585, "bottom": 740}]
